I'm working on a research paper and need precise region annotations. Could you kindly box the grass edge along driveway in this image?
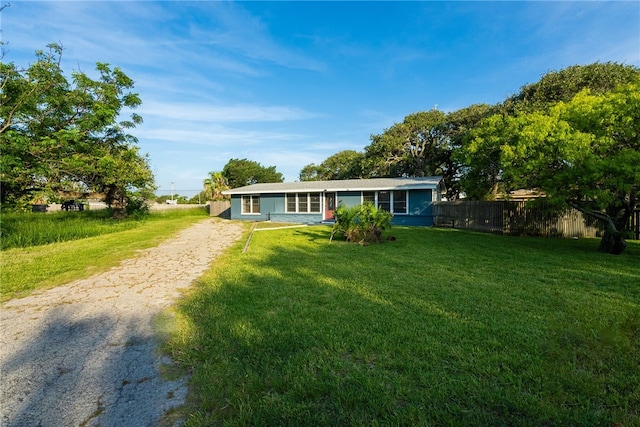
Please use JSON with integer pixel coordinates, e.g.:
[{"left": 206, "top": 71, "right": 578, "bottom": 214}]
[
  {"left": 167, "top": 226, "right": 640, "bottom": 426},
  {"left": 1, "top": 214, "right": 215, "bottom": 302}
]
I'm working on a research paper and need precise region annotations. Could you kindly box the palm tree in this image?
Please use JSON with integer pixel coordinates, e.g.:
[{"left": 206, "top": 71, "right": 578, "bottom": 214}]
[{"left": 203, "top": 171, "right": 230, "bottom": 201}]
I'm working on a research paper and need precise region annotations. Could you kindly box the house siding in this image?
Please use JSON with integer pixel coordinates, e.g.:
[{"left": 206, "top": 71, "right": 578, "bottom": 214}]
[
  {"left": 227, "top": 180, "right": 440, "bottom": 226},
  {"left": 230, "top": 193, "right": 281, "bottom": 221},
  {"left": 230, "top": 189, "right": 435, "bottom": 225},
  {"left": 270, "top": 213, "right": 323, "bottom": 223},
  {"left": 230, "top": 193, "right": 322, "bottom": 223}
]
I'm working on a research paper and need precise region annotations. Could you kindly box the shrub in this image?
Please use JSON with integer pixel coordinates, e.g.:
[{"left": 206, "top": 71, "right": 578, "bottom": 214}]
[{"left": 330, "top": 203, "right": 393, "bottom": 244}]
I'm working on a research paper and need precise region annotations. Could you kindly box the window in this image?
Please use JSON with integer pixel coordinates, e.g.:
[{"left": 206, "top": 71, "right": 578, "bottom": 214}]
[
  {"left": 286, "top": 193, "right": 321, "bottom": 213},
  {"left": 361, "top": 190, "right": 408, "bottom": 214},
  {"left": 242, "top": 195, "right": 260, "bottom": 214},
  {"left": 363, "top": 191, "right": 375, "bottom": 204},
  {"left": 310, "top": 193, "right": 321, "bottom": 212},
  {"left": 393, "top": 190, "right": 407, "bottom": 214},
  {"left": 286, "top": 193, "right": 296, "bottom": 212},
  {"left": 378, "top": 191, "right": 391, "bottom": 212},
  {"left": 299, "top": 194, "right": 308, "bottom": 212}
]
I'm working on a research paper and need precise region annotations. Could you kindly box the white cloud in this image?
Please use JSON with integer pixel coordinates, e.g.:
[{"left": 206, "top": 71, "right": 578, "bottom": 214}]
[{"left": 140, "top": 101, "right": 320, "bottom": 123}]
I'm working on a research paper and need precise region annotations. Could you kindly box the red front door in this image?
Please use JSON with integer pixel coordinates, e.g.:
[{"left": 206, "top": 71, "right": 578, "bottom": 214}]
[{"left": 324, "top": 193, "right": 336, "bottom": 220}]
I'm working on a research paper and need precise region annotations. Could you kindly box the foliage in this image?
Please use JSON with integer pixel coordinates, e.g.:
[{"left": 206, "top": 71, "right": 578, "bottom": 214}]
[
  {"left": 1, "top": 209, "right": 209, "bottom": 300},
  {"left": 186, "top": 192, "right": 207, "bottom": 204},
  {"left": 364, "top": 110, "right": 447, "bottom": 178},
  {"left": 458, "top": 63, "right": 640, "bottom": 201},
  {"left": 466, "top": 79, "right": 640, "bottom": 254},
  {"left": 124, "top": 195, "right": 150, "bottom": 218},
  {"left": 299, "top": 150, "right": 365, "bottom": 181},
  {"left": 298, "top": 63, "right": 637, "bottom": 204},
  {"left": 203, "top": 171, "right": 229, "bottom": 200},
  {"left": 222, "top": 158, "right": 284, "bottom": 188},
  {"left": 359, "top": 107, "right": 493, "bottom": 200},
  {"left": 0, "top": 43, "right": 155, "bottom": 211},
  {"left": 166, "top": 226, "right": 639, "bottom": 426},
  {"left": 330, "top": 203, "right": 393, "bottom": 244},
  {"left": 502, "top": 62, "right": 640, "bottom": 114}
]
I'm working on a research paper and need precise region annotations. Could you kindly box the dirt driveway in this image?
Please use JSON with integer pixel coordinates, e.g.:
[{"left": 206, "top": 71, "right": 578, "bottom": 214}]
[{"left": 1, "top": 219, "right": 244, "bottom": 427}]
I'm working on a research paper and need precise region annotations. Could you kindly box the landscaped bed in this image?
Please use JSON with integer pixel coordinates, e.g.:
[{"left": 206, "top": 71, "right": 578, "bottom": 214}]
[{"left": 168, "top": 226, "right": 640, "bottom": 426}]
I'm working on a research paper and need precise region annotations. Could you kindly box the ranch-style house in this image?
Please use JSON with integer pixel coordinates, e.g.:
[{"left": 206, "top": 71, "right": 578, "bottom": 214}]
[{"left": 222, "top": 176, "right": 445, "bottom": 226}]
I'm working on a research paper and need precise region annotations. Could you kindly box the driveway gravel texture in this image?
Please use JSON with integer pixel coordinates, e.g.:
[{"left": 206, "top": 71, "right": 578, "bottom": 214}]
[{"left": 1, "top": 219, "right": 244, "bottom": 427}]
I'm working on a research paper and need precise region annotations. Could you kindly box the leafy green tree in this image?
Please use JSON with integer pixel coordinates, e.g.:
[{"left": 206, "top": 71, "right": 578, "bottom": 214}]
[
  {"left": 502, "top": 62, "right": 640, "bottom": 114},
  {"left": 363, "top": 110, "right": 475, "bottom": 199},
  {"left": 0, "top": 43, "right": 154, "bottom": 213},
  {"left": 444, "top": 104, "right": 496, "bottom": 199},
  {"left": 456, "top": 114, "right": 509, "bottom": 200},
  {"left": 467, "top": 80, "right": 639, "bottom": 254},
  {"left": 364, "top": 110, "right": 447, "bottom": 178},
  {"left": 459, "top": 62, "right": 640, "bottom": 200},
  {"left": 203, "top": 171, "right": 229, "bottom": 200},
  {"left": 300, "top": 150, "right": 364, "bottom": 181},
  {"left": 187, "top": 192, "right": 207, "bottom": 204},
  {"left": 222, "top": 158, "right": 283, "bottom": 188}
]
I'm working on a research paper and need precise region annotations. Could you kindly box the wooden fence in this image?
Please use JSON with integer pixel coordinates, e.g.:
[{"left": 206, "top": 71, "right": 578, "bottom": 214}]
[
  {"left": 629, "top": 209, "right": 640, "bottom": 240},
  {"left": 209, "top": 200, "right": 231, "bottom": 218},
  {"left": 433, "top": 200, "right": 604, "bottom": 238},
  {"left": 433, "top": 201, "right": 640, "bottom": 239}
]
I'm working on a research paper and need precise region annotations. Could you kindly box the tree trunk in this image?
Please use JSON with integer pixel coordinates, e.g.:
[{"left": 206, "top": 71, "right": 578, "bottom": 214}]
[
  {"left": 598, "top": 229, "right": 627, "bottom": 255},
  {"left": 570, "top": 202, "right": 628, "bottom": 255}
]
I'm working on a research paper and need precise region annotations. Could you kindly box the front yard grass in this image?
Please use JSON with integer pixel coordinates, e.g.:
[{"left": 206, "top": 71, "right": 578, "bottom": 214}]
[{"left": 168, "top": 226, "right": 640, "bottom": 426}]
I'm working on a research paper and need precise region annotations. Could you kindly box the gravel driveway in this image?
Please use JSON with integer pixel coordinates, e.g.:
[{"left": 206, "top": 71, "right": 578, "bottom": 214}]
[{"left": 1, "top": 219, "right": 244, "bottom": 427}]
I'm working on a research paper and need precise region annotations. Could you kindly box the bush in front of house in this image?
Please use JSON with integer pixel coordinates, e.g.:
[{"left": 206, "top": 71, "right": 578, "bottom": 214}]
[{"left": 330, "top": 203, "right": 393, "bottom": 244}]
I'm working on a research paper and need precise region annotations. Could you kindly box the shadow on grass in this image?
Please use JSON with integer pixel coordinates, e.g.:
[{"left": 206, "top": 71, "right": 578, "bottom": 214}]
[{"left": 173, "top": 226, "right": 640, "bottom": 426}]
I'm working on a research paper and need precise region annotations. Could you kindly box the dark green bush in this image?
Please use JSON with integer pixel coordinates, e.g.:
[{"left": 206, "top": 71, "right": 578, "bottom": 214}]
[{"left": 330, "top": 203, "right": 393, "bottom": 244}]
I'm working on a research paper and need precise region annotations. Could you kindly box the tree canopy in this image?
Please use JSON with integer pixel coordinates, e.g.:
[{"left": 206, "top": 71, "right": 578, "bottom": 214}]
[
  {"left": 203, "top": 171, "right": 229, "bottom": 201},
  {"left": 222, "top": 158, "right": 284, "bottom": 188},
  {"left": 1, "top": 44, "right": 154, "bottom": 211},
  {"left": 364, "top": 110, "right": 448, "bottom": 178},
  {"left": 502, "top": 62, "right": 640, "bottom": 114},
  {"left": 466, "top": 79, "right": 639, "bottom": 254},
  {"left": 300, "top": 150, "right": 364, "bottom": 181}
]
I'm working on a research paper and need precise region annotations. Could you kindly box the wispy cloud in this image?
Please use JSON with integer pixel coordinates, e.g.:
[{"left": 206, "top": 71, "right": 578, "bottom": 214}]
[
  {"left": 4, "top": 1, "right": 637, "bottom": 190},
  {"left": 140, "top": 101, "right": 320, "bottom": 123}
]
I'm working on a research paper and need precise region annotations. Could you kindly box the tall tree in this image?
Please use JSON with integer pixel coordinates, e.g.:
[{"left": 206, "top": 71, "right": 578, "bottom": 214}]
[
  {"left": 203, "top": 171, "right": 229, "bottom": 201},
  {"left": 466, "top": 80, "right": 640, "bottom": 254},
  {"left": 363, "top": 110, "right": 471, "bottom": 199},
  {"left": 502, "top": 62, "right": 640, "bottom": 114},
  {"left": 0, "top": 43, "right": 154, "bottom": 211},
  {"left": 299, "top": 150, "right": 364, "bottom": 181},
  {"left": 459, "top": 62, "right": 640, "bottom": 200},
  {"left": 364, "top": 110, "right": 448, "bottom": 179},
  {"left": 222, "top": 158, "right": 283, "bottom": 188},
  {"left": 444, "top": 104, "right": 496, "bottom": 199}
]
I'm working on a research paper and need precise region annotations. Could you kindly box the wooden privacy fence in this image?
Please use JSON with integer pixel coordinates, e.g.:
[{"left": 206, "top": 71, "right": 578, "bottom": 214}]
[
  {"left": 433, "top": 200, "right": 605, "bottom": 238},
  {"left": 209, "top": 200, "right": 231, "bottom": 218},
  {"left": 629, "top": 209, "right": 640, "bottom": 240}
]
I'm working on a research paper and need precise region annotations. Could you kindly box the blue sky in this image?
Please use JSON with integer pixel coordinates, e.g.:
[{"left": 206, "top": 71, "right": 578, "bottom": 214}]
[{"left": 3, "top": 1, "right": 639, "bottom": 196}]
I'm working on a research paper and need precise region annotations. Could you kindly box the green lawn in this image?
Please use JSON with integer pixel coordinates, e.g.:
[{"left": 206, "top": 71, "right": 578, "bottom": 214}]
[{"left": 167, "top": 226, "right": 640, "bottom": 426}]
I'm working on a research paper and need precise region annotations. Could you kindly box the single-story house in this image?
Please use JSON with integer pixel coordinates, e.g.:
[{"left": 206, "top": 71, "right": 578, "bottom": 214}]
[{"left": 222, "top": 176, "right": 445, "bottom": 226}]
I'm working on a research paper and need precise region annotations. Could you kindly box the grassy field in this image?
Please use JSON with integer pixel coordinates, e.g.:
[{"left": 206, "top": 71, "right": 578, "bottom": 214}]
[
  {"left": 0, "top": 208, "right": 209, "bottom": 301},
  {"left": 166, "top": 226, "right": 640, "bottom": 426}
]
